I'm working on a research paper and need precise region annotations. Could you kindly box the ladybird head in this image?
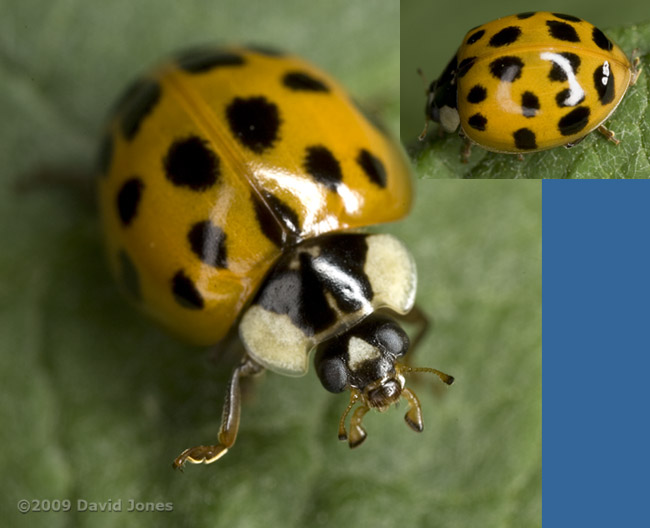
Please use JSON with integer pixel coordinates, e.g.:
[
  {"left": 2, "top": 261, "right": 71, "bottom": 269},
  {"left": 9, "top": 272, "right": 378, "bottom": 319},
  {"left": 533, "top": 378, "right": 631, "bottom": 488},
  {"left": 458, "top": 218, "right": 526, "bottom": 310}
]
[
  {"left": 314, "top": 314, "right": 454, "bottom": 448},
  {"left": 421, "top": 54, "right": 461, "bottom": 138}
]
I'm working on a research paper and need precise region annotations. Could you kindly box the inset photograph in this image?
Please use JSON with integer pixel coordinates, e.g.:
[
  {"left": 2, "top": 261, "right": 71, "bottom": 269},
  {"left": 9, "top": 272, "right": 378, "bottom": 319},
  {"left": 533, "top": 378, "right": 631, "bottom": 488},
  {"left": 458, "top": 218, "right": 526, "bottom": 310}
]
[{"left": 401, "top": 2, "right": 647, "bottom": 178}]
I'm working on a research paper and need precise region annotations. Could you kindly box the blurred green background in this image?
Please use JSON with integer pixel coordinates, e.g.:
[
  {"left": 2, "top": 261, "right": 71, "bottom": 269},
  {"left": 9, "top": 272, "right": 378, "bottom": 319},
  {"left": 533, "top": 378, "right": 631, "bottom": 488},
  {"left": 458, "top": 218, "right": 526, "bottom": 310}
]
[
  {"left": 401, "top": 0, "right": 650, "bottom": 146},
  {"left": 1, "top": 1, "right": 540, "bottom": 527}
]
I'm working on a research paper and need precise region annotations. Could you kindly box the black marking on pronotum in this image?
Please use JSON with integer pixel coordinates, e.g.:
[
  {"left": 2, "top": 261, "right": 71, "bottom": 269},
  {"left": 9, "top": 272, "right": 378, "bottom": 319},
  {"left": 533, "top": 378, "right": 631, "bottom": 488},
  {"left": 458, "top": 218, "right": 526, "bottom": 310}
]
[
  {"left": 172, "top": 270, "right": 204, "bottom": 309},
  {"left": 163, "top": 135, "right": 220, "bottom": 191},
  {"left": 226, "top": 96, "right": 281, "bottom": 154},
  {"left": 255, "top": 234, "right": 373, "bottom": 336},
  {"left": 513, "top": 128, "right": 537, "bottom": 150},
  {"left": 188, "top": 220, "right": 228, "bottom": 269},
  {"left": 558, "top": 106, "right": 591, "bottom": 136},
  {"left": 489, "top": 56, "right": 524, "bottom": 82},
  {"left": 116, "top": 177, "right": 144, "bottom": 226},
  {"left": 489, "top": 26, "right": 522, "bottom": 47},
  {"left": 594, "top": 62, "right": 615, "bottom": 105}
]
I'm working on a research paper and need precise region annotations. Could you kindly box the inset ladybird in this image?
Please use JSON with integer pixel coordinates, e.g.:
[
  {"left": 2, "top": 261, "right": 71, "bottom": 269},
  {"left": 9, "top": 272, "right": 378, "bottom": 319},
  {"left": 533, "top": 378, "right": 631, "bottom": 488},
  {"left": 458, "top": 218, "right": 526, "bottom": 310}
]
[
  {"left": 421, "top": 12, "right": 641, "bottom": 155},
  {"left": 97, "top": 46, "right": 454, "bottom": 468}
]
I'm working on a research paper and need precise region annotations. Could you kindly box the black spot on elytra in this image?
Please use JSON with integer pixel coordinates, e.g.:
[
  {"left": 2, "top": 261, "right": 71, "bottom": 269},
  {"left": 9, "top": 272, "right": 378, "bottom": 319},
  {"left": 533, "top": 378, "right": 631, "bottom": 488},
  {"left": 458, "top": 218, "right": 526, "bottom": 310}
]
[
  {"left": 467, "top": 84, "right": 487, "bottom": 103},
  {"left": 177, "top": 49, "right": 245, "bottom": 73},
  {"left": 547, "top": 52, "right": 581, "bottom": 82},
  {"left": 467, "top": 113, "right": 487, "bottom": 131},
  {"left": 546, "top": 20, "right": 580, "bottom": 43},
  {"left": 252, "top": 190, "right": 301, "bottom": 247},
  {"left": 552, "top": 13, "right": 582, "bottom": 23},
  {"left": 594, "top": 63, "right": 615, "bottom": 105},
  {"left": 457, "top": 57, "right": 477, "bottom": 77},
  {"left": 172, "top": 270, "right": 204, "bottom": 310},
  {"left": 489, "top": 56, "right": 524, "bottom": 82},
  {"left": 119, "top": 79, "right": 161, "bottom": 141},
  {"left": 188, "top": 220, "right": 228, "bottom": 268},
  {"left": 592, "top": 27, "right": 613, "bottom": 51},
  {"left": 513, "top": 128, "right": 537, "bottom": 150},
  {"left": 116, "top": 177, "right": 144, "bottom": 226},
  {"left": 97, "top": 133, "right": 113, "bottom": 176},
  {"left": 304, "top": 146, "right": 342, "bottom": 191},
  {"left": 517, "top": 12, "right": 536, "bottom": 19},
  {"left": 555, "top": 88, "right": 585, "bottom": 108},
  {"left": 283, "top": 71, "right": 330, "bottom": 92},
  {"left": 489, "top": 26, "right": 522, "bottom": 47},
  {"left": 521, "top": 91, "right": 540, "bottom": 117},
  {"left": 356, "top": 149, "right": 387, "bottom": 188},
  {"left": 467, "top": 29, "right": 485, "bottom": 45},
  {"left": 164, "top": 136, "right": 220, "bottom": 191},
  {"left": 226, "top": 96, "right": 280, "bottom": 154},
  {"left": 118, "top": 250, "right": 141, "bottom": 301},
  {"left": 558, "top": 106, "right": 591, "bottom": 136}
]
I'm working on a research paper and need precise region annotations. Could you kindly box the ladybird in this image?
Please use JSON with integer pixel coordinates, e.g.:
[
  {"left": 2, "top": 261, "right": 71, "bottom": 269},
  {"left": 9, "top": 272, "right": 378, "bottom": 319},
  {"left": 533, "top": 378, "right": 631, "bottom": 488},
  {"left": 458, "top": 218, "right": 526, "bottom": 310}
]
[
  {"left": 97, "top": 46, "right": 454, "bottom": 468},
  {"left": 421, "top": 12, "right": 641, "bottom": 154}
]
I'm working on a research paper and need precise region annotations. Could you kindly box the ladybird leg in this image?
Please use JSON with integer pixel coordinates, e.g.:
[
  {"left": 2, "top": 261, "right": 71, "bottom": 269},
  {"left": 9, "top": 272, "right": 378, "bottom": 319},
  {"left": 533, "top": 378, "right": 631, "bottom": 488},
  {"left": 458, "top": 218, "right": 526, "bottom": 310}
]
[
  {"left": 630, "top": 51, "right": 642, "bottom": 86},
  {"left": 461, "top": 137, "right": 472, "bottom": 163},
  {"left": 401, "top": 387, "right": 424, "bottom": 433},
  {"left": 348, "top": 403, "right": 371, "bottom": 448},
  {"left": 597, "top": 125, "right": 620, "bottom": 146},
  {"left": 337, "top": 388, "right": 361, "bottom": 442},
  {"left": 173, "top": 355, "right": 263, "bottom": 470},
  {"left": 418, "top": 117, "right": 431, "bottom": 142}
]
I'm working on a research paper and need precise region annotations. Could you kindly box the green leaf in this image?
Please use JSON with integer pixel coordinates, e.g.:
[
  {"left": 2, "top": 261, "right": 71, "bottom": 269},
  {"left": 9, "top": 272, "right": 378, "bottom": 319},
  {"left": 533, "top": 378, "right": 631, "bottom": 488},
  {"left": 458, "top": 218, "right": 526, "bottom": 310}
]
[
  {"left": 1, "top": 2, "right": 540, "bottom": 528},
  {"left": 410, "top": 22, "right": 650, "bottom": 179}
]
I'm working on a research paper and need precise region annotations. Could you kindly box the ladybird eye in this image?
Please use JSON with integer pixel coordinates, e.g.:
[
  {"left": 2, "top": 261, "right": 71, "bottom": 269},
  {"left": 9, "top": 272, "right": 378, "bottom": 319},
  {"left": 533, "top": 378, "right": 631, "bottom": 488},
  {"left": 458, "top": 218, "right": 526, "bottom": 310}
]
[
  {"left": 315, "top": 345, "right": 349, "bottom": 394},
  {"left": 317, "top": 357, "right": 348, "bottom": 394},
  {"left": 374, "top": 322, "right": 410, "bottom": 358}
]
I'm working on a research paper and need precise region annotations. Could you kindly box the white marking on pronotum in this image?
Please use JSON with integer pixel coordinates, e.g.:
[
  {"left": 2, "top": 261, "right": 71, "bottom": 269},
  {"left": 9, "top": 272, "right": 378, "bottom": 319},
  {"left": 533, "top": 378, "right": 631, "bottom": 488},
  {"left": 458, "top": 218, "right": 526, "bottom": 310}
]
[
  {"left": 540, "top": 52, "right": 585, "bottom": 107},
  {"left": 601, "top": 60, "right": 610, "bottom": 86}
]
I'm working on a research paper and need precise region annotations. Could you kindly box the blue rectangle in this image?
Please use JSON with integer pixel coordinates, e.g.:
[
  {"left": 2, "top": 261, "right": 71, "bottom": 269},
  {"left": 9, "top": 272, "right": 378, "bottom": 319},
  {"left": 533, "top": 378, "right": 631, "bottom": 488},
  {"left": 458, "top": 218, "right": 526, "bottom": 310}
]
[{"left": 543, "top": 180, "right": 650, "bottom": 525}]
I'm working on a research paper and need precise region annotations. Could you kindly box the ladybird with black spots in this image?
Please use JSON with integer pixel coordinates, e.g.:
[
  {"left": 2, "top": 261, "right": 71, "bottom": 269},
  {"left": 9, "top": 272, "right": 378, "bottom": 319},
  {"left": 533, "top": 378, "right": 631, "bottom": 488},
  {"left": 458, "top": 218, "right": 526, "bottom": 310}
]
[
  {"left": 421, "top": 12, "right": 641, "bottom": 155},
  {"left": 98, "top": 46, "right": 454, "bottom": 468}
]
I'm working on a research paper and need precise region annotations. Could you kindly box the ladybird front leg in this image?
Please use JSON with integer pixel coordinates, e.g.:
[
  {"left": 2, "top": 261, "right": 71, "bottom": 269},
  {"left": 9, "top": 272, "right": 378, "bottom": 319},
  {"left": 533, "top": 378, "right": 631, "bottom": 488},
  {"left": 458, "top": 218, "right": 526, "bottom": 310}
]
[
  {"left": 401, "top": 387, "right": 424, "bottom": 433},
  {"left": 173, "top": 355, "right": 264, "bottom": 470},
  {"left": 460, "top": 136, "right": 472, "bottom": 163},
  {"left": 630, "top": 50, "right": 642, "bottom": 86},
  {"left": 347, "top": 404, "right": 371, "bottom": 448}
]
